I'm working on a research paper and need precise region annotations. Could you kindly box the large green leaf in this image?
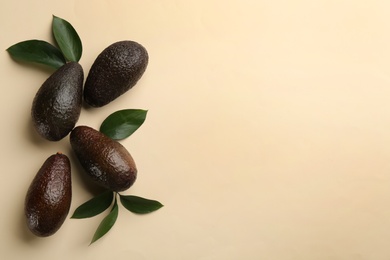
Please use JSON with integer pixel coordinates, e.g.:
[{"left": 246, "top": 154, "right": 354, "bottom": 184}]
[
  {"left": 71, "top": 190, "right": 114, "bottom": 219},
  {"left": 90, "top": 198, "right": 118, "bottom": 245},
  {"left": 6, "top": 40, "right": 66, "bottom": 69},
  {"left": 100, "top": 109, "right": 148, "bottom": 140},
  {"left": 119, "top": 194, "right": 163, "bottom": 214},
  {"left": 52, "top": 15, "right": 82, "bottom": 62}
]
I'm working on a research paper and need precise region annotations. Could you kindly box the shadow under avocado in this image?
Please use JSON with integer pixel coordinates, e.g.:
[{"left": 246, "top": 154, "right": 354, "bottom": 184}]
[
  {"left": 26, "top": 118, "right": 47, "bottom": 146},
  {"left": 66, "top": 144, "right": 107, "bottom": 197},
  {"left": 19, "top": 210, "right": 38, "bottom": 243}
]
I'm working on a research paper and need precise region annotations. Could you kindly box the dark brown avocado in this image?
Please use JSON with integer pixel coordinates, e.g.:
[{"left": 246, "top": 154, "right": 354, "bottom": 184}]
[
  {"left": 70, "top": 125, "right": 137, "bottom": 192},
  {"left": 25, "top": 152, "right": 72, "bottom": 237},
  {"left": 83, "top": 41, "right": 148, "bottom": 107},
  {"left": 31, "top": 62, "right": 84, "bottom": 141}
]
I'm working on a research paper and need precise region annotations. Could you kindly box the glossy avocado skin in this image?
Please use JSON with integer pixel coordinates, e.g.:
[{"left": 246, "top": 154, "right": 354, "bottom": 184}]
[
  {"left": 70, "top": 125, "right": 137, "bottom": 192},
  {"left": 25, "top": 153, "right": 72, "bottom": 237},
  {"left": 31, "top": 62, "right": 84, "bottom": 141},
  {"left": 84, "top": 41, "right": 148, "bottom": 107}
]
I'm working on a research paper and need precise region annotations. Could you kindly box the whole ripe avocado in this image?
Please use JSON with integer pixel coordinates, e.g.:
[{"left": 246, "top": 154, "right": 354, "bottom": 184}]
[
  {"left": 70, "top": 125, "right": 137, "bottom": 192},
  {"left": 25, "top": 153, "right": 72, "bottom": 237},
  {"left": 31, "top": 62, "right": 84, "bottom": 141},
  {"left": 83, "top": 40, "right": 149, "bottom": 107}
]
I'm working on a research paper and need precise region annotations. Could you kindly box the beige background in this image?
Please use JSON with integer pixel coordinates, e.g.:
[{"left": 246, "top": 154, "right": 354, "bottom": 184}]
[{"left": 2, "top": 0, "right": 390, "bottom": 259}]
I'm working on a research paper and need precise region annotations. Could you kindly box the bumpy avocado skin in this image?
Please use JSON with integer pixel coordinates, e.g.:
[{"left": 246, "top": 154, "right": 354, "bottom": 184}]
[
  {"left": 25, "top": 153, "right": 72, "bottom": 237},
  {"left": 84, "top": 41, "right": 148, "bottom": 107},
  {"left": 31, "top": 62, "right": 84, "bottom": 141},
  {"left": 70, "top": 125, "right": 137, "bottom": 192}
]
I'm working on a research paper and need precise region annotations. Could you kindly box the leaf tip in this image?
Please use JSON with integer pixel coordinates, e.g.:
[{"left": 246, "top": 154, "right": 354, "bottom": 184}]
[{"left": 89, "top": 239, "right": 96, "bottom": 246}]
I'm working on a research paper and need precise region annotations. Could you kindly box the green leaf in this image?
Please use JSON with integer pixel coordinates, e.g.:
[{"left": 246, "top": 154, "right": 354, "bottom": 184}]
[
  {"left": 52, "top": 15, "right": 82, "bottom": 62},
  {"left": 71, "top": 191, "right": 114, "bottom": 219},
  {"left": 90, "top": 197, "right": 119, "bottom": 245},
  {"left": 119, "top": 194, "right": 163, "bottom": 214},
  {"left": 6, "top": 40, "right": 66, "bottom": 69},
  {"left": 100, "top": 109, "right": 148, "bottom": 140}
]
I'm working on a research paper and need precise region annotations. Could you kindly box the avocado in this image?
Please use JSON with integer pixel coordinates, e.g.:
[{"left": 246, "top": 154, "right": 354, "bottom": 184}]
[
  {"left": 31, "top": 62, "right": 83, "bottom": 141},
  {"left": 25, "top": 152, "right": 72, "bottom": 237},
  {"left": 83, "top": 41, "right": 148, "bottom": 107},
  {"left": 70, "top": 125, "right": 137, "bottom": 192}
]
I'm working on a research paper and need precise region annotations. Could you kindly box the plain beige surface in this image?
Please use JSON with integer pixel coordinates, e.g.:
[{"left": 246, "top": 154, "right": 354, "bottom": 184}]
[{"left": 2, "top": 0, "right": 390, "bottom": 259}]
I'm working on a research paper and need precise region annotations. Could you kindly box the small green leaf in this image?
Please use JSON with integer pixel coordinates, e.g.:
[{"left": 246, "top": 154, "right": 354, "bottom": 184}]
[
  {"left": 90, "top": 197, "right": 118, "bottom": 245},
  {"left": 6, "top": 40, "right": 66, "bottom": 69},
  {"left": 119, "top": 194, "right": 163, "bottom": 214},
  {"left": 100, "top": 109, "right": 148, "bottom": 140},
  {"left": 71, "top": 190, "right": 113, "bottom": 219},
  {"left": 52, "top": 15, "right": 82, "bottom": 62}
]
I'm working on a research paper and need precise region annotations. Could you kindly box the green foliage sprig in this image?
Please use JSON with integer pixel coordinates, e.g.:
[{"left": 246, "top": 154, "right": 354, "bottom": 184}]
[
  {"left": 100, "top": 109, "right": 148, "bottom": 140},
  {"left": 72, "top": 191, "right": 163, "bottom": 244},
  {"left": 7, "top": 15, "right": 82, "bottom": 68}
]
